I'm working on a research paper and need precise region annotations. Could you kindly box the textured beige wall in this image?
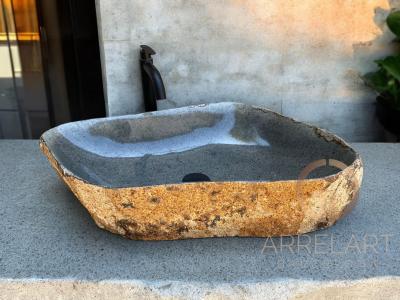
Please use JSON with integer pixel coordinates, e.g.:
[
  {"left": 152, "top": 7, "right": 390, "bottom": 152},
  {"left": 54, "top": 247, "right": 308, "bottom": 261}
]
[{"left": 96, "top": 0, "right": 400, "bottom": 141}]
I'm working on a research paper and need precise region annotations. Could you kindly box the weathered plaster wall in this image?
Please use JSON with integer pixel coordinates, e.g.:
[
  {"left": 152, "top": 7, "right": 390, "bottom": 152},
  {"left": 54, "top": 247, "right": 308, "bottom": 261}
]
[{"left": 96, "top": 0, "right": 400, "bottom": 141}]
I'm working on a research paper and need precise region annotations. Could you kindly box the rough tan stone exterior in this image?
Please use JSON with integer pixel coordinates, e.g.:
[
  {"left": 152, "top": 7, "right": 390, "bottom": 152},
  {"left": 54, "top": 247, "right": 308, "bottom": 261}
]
[{"left": 40, "top": 139, "right": 363, "bottom": 240}]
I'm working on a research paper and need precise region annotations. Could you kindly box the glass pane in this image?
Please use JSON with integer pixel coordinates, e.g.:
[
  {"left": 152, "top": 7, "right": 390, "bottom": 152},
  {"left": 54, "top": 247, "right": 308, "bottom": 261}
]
[{"left": 0, "top": 0, "right": 51, "bottom": 139}]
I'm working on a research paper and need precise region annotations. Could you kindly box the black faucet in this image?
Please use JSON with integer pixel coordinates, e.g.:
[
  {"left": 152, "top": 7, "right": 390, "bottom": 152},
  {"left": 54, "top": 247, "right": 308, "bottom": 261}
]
[{"left": 140, "top": 45, "right": 166, "bottom": 112}]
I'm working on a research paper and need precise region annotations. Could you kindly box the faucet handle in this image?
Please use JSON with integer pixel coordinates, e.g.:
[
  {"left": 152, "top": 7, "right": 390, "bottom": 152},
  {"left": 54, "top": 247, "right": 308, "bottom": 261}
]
[{"left": 140, "top": 45, "right": 156, "bottom": 62}]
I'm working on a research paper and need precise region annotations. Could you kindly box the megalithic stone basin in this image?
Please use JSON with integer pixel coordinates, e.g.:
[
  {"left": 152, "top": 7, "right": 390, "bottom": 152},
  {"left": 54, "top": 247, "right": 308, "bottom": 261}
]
[{"left": 40, "top": 102, "right": 363, "bottom": 240}]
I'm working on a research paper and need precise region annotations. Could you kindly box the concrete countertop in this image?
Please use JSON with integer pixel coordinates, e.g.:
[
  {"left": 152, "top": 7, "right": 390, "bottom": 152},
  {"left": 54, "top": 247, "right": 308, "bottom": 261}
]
[{"left": 0, "top": 141, "right": 399, "bottom": 299}]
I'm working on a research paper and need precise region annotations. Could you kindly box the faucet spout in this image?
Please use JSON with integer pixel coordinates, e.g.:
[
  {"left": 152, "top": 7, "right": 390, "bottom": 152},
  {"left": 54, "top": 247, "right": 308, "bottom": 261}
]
[{"left": 140, "top": 45, "right": 166, "bottom": 112}]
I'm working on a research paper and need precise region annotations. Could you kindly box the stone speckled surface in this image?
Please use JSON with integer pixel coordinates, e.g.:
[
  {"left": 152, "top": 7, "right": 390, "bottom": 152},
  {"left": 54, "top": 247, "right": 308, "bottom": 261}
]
[
  {"left": 0, "top": 140, "right": 400, "bottom": 299},
  {"left": 0, "top": 141, "right": 399, "bottom": 298},
  {"left": 39, "top": 103, "right": 362, "bottom": 240}
]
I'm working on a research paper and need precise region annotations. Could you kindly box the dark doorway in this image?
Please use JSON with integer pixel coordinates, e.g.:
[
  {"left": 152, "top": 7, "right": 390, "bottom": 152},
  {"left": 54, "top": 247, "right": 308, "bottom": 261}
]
[{"left": 0, "top": 0, "right": 105, "bottom": 139}]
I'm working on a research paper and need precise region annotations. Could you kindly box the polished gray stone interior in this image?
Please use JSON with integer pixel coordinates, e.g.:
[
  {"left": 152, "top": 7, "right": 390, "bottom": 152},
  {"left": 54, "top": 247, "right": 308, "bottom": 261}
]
[{"left": 41, "top": 103, "right": 356, "bottom": 188}]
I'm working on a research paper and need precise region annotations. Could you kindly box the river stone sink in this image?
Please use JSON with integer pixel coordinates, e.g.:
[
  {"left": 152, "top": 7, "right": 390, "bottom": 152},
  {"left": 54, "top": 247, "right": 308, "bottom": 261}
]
[{"left": 40, "top": 102, "right": 363, "bottom": 240}]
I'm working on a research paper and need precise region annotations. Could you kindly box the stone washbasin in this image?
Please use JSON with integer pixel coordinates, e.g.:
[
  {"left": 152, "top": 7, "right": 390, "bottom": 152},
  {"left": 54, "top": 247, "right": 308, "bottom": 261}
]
[{"left": 40, "top": 102, "right": 363, "bottom": 240}]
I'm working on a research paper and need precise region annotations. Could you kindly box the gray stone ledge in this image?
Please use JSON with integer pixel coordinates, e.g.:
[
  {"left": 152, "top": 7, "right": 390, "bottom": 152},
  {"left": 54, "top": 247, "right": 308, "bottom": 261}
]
[{"left": 0, "top": 141, "right": 399, "bottom": 299}]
